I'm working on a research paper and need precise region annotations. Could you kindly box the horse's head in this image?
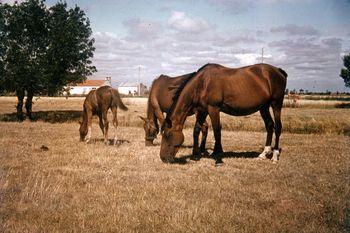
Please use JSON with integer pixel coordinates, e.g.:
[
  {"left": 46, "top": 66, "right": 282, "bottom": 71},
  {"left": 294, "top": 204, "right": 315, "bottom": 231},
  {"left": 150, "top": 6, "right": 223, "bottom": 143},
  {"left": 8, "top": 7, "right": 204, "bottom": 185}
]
[
  {"left": 140, "top": 116, "right": 159, "bottom": 146},
  {"left": 79, "top": 120, "right": 88, "bottom": 141},
  {"left": 159, "top": 119, "right": 184, "bottom": 163}
]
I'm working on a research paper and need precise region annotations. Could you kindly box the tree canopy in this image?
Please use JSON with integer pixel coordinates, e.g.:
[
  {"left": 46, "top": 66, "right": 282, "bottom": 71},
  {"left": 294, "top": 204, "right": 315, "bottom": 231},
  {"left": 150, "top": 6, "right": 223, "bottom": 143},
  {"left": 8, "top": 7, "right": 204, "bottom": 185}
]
[
  {"left": 340, "top": 53, "right": 350, "bottom": 88},
  {"left": 44, "top": 1, "right": 96, "bottom": 95},
  {"left": 0, "top": 0, "right": 96, "bottom": 119}
]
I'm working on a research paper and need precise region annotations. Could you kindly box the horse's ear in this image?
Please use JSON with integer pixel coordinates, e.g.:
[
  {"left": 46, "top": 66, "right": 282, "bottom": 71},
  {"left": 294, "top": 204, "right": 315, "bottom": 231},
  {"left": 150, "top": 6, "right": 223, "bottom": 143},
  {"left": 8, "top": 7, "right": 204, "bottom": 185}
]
[{"left": 139, "top": 116, "right": 148, "bottom": 122}]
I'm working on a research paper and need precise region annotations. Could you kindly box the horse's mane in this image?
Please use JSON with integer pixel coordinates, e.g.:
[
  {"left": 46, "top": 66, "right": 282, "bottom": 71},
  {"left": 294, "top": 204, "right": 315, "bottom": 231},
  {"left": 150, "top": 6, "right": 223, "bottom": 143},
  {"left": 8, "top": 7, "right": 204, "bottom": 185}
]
[{"left": 165, "top": 63, "right": 212, "bottom": 123}]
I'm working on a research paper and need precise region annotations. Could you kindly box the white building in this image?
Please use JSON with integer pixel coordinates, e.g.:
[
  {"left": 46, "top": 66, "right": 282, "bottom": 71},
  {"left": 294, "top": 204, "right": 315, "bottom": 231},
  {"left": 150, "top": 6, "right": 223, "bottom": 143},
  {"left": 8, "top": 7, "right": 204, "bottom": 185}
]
[
  {"left": 65, "top": 77, "right": 111, "bottom": 95},
  {"left": 118, "top": 82, "right": 147, "bottom": 96}
]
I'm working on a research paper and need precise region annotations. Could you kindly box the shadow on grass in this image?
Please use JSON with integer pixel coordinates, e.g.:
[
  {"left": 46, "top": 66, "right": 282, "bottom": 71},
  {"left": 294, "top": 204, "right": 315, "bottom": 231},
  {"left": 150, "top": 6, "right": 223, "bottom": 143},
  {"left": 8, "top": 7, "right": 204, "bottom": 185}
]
[
  {"left": 335, "top": 103, "right": 350, "bottom": 108},
  {"left": 0, "top": 110, "right": 82, "bottom": 123},
  {"left": 220, "top": 151, "right": 261, "bottom": 159},
  {"left": 177, "top": 150, "right": 261, "bottom": 164}
]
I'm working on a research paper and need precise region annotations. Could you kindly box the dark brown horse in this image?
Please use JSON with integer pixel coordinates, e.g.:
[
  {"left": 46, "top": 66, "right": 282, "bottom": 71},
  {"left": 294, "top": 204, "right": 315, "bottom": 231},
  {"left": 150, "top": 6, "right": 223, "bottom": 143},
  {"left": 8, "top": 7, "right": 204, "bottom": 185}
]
[
  {"left": 79, "top": 86, "right": 128, "bottom": 145},
  {"left": 140, "top": 73, "right": 208, "bottom": 159},
  {"left": 160, "top": 63, "right": 287, "bottom": 165}
]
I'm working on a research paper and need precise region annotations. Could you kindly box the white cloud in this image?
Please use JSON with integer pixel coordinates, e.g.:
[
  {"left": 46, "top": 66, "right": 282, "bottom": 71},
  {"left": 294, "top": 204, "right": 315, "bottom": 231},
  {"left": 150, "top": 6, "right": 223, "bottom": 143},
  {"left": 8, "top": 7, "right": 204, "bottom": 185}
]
[
  {"left": 234, "top": 53, "right": 267, "bottom": 65},
  {"left": 168, "top": 11, "right": 211, "bottom": 33}
]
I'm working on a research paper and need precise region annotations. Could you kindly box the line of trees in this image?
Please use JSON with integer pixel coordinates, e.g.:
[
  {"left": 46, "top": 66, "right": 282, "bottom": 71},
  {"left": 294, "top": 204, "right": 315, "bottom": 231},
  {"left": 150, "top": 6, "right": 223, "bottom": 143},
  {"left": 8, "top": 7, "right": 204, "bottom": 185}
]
[{"left": 0, "top": 0, "right": 96, "bottom": 120}]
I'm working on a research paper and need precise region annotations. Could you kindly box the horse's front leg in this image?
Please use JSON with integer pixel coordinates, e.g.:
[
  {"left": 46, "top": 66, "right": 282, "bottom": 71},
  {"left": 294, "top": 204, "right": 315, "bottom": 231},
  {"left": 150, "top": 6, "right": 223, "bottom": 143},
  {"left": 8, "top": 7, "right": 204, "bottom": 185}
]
[
  {"left": 208, "top": 106, "right": 223, "bottom": 166},
  {"left": 85, "top": 111, "right": 93, "bottom": 143},
  {"left": 154, "top": 107, "right": 164, "bottom": 131},
  {"left": 199, "top": 120, "right": 209, "bottom": 155},
  {"left": 191, "top": 111, "right": 207, "bottom": 161}
]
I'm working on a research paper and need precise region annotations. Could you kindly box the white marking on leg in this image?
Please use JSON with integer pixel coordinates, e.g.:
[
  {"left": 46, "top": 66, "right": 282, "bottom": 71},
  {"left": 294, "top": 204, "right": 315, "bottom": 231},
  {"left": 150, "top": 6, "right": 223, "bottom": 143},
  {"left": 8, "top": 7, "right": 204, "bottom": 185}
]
[
  {"left": 85, "top": 126, "right": 92, "bottom": 143},
  {"left": 272, "top": 149, "right": 280, "bottom": 163},
  {"left": 258, "top": 146, "right": 272, "bottom": 160}
]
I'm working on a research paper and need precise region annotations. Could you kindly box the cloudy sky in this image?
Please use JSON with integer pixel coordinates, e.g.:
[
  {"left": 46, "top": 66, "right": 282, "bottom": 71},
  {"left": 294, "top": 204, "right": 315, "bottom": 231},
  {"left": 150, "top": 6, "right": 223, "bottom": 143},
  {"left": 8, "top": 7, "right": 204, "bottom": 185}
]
[{"left": 3, "top": 0, "right": 350, "bottom": 91}]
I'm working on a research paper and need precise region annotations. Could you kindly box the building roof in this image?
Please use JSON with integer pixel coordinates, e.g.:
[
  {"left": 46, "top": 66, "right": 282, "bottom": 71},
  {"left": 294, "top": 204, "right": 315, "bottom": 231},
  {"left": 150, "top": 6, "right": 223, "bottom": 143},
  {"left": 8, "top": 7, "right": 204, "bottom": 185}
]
[{"left": 75, "top": 80, "right": 106, "bottom": 87}]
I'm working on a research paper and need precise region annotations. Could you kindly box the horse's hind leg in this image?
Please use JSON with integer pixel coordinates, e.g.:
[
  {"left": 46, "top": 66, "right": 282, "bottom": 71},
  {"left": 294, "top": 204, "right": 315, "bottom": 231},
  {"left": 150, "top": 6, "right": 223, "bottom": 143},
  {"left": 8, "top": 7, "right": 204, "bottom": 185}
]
[
  {"left": 271, "top": 101, "right": 283, "bottom": 163},
  {"left": 102, "top": 109, "right": 109, "bottom": 145},
  {"left": 258, "top": 106, "right": 274, "bottom": 160},
  {"left": 111, "top": 106, "right": 118, "bottom": 146},
  {"left": 98, "top": 113, "right": 104, "bottom": 134}
]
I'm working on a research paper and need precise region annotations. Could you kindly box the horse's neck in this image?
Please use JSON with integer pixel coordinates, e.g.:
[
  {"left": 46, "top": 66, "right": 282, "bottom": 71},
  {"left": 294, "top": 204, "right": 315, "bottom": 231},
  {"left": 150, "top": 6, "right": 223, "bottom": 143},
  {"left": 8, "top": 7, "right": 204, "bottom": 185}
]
[
  {"left": 170, "top": 81, "right": 197, "bottom": 130},
  {"left": 81, "top": 107, "right": 89, "bottom": 129},
  {"left": 146, "top": 96, "right": 157, "bottom": 124}
]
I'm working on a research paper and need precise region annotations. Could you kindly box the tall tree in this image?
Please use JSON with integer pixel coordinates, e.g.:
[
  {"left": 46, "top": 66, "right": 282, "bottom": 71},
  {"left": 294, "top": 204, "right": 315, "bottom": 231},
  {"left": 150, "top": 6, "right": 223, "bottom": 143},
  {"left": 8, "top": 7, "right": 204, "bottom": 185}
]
[
  {"left": 340, "top": 53, "right": 350, "bottom": 88},
  {"left": 44, "top": 1, "right": 96, "bottom": 96},
  {"left": 1, "top": 0, "right": 96, "bottom": 120}
]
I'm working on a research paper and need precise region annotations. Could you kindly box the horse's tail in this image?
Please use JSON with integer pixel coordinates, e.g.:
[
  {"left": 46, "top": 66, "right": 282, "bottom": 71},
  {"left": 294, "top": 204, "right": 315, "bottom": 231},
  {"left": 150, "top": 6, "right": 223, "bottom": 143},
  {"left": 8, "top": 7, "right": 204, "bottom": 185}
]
[
  {"left": 111, "top": 88, "right": 128, "bottom": 111},
  {"left": 278, "top": 68, "right": 288, "bottom": 78}
]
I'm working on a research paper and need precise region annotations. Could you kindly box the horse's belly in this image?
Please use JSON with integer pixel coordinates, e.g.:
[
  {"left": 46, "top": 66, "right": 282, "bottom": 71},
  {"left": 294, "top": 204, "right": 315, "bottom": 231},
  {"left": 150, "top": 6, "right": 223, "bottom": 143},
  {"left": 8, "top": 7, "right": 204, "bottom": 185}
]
[
  {"left": 221, "top": 105, "right": 259, "bottom": 116},
  {"left": 220, "top": 97, "right": 267, "bottom": 116}
]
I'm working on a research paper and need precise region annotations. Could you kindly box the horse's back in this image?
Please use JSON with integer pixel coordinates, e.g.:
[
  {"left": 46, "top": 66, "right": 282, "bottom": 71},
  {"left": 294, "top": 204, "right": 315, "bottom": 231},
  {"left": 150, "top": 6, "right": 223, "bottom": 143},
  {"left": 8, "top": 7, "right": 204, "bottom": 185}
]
[
  {"left": 150, "top": 74, "right": 188, "bottom": 112},
  {"left": 82, "top": 86, "right": 113, "bottom": 112},
  {"left": 199, "top": 63, "right": 287, "bottom": 115}
]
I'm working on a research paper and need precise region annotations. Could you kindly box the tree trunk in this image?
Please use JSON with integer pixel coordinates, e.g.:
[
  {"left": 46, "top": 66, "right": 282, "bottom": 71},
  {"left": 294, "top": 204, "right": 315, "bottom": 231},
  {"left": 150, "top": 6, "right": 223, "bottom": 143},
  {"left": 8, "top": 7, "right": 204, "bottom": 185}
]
[
  {"left": 25, "top": 90, "right": 34, "bottom": 120},
  {"left": 16, "top": 89, "right": 25, "bottom": 121}
]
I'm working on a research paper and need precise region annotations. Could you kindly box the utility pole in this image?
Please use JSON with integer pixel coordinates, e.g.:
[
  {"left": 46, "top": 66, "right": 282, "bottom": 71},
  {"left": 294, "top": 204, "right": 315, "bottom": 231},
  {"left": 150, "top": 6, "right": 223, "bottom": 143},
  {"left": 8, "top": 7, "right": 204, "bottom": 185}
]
[{"left": 261, "top": 47, "right": 264, "bottom": 64}]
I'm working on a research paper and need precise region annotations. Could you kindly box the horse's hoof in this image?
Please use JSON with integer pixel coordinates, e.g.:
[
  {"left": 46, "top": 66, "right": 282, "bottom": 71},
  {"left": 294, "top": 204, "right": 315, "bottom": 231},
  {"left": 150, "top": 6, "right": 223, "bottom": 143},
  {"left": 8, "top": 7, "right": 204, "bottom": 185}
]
[
  {"left": 200, "top": 150, "right": 210, "bottom": 156},
  {"left": 272, "top": 149, "right": 280, "bottom": 163},
  {"left": 215, "top": 160, "right": 223, "bottom": 167},
  {"left": 190, "top": 156, "right": 200, "bottom": 161},
  {"left": 257, "top": 155, "right": 267, "bottom": 160}
]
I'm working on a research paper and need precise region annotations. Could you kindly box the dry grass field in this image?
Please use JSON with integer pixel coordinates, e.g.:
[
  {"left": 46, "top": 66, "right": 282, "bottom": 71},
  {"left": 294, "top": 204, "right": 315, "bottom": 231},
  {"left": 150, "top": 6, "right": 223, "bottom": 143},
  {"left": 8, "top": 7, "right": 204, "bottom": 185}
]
[
  {"left": 0, "top": 96, "right": 349, "bottom": 232},
  {"left": 1, "top": 96, "right": 349, "bottom": 135}
]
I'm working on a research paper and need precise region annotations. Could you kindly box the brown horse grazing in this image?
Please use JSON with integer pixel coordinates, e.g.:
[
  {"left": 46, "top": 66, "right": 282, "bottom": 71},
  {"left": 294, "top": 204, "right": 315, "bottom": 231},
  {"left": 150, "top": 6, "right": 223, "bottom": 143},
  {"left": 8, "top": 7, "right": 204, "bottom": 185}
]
[
  {"left": 140, "top": 73, "right": 209, "bottom": 159},
  {"left": 160, "top": 63, "right": 287, "bottom": 165},
  {"left": 79, "top": 86, "right": 128, "bottom": 145}
]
